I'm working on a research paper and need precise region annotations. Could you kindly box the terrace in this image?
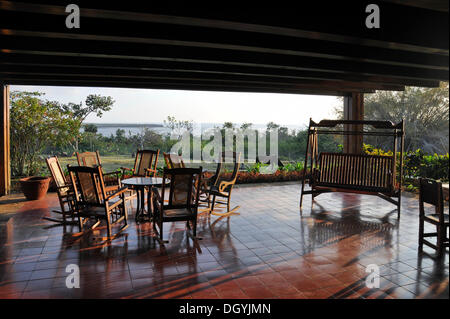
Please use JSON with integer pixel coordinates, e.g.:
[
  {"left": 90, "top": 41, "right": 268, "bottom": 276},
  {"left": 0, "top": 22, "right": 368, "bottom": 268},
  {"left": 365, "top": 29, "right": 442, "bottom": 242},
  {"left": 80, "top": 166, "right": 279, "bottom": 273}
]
[
  {"left": 0, "top": 182, "right": 448, "bottom": 299},
  {"left": 0, "top": 1, "right": 449, "bottom": 301}
]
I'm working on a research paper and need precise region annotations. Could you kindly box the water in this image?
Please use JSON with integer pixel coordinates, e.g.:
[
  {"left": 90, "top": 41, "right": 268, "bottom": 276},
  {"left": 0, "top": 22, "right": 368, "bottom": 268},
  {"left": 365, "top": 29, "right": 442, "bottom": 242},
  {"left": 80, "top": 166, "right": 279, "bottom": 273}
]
[{"left": 85, "top": 123, "right": 307, "bottom": 137}]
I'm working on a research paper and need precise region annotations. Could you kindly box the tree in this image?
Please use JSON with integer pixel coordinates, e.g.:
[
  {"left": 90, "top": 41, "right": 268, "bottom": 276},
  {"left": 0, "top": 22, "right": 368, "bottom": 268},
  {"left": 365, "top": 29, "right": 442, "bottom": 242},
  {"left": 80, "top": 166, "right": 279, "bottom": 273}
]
[
  {"left": 222, "top": 122, "right": 235, "bottom": 129},
  {"left": 59, "top": 94, "right": 115, "bottom": 151},
  {"left": 266, "top": 122, "right": 280, "bottom": 131},
  {"left": 334, "top": 83, "right": 449, "bottom": 153},
  {"left": 163, "top": 115, "right": 194, "bottom": 138},
  {"left": 84, "top": 123, "right": 98, "bottom": 133},
  {"left": 60, "top": 94, "right": 115, "bottom": 122},
  {"left": 10, "top": 91, "right": 79, "bottom": 176},
  {"left": 240, "top": 122, "right": 253, "bottom": 130}
]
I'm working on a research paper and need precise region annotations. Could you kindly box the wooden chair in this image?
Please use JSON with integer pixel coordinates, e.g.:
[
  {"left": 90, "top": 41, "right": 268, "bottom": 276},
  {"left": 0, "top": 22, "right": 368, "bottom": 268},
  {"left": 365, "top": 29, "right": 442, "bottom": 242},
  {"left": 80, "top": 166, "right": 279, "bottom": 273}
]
[
  {"left": 68, "top": 165, "right": 129, "bottom": 240},
  {"left": 121, "top": 149, "right": 159, "bottom": 177},
  {"left": 163, "top": 152, "right": 185, "bottom": 169},
  {"left": 76, "top": 151, "right": 121, "bottom": 190},
  {"left": 418, "top": 178, "right": 449, "bottom": 256},
  {"left": 45, "top": 156, "right": 77, "bottom": 225},
  {"left": 151, "top": 167, "right": 202, "bottom": 242},
  {"left": 198, "top": 162, "right": 222, "bottom": 212},
  {"left": 206, "top": 152, "right": 241, "bottom": 217}
]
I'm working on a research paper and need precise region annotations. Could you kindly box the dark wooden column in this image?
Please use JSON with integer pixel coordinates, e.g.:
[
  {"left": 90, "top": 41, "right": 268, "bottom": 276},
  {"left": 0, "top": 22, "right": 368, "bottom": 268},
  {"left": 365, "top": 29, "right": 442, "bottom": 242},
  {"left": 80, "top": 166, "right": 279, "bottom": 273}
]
[
  {"left": 0, "top": 84, "right": 10, "bottom": 196},
  {"left": 343, "top": 92, "right": 364, "bottom": 154}
]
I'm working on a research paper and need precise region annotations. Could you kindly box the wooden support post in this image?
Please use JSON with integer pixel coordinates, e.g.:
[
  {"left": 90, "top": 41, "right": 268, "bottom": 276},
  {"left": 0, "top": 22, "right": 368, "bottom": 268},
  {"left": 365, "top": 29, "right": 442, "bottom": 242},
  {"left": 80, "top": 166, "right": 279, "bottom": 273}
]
[
  {"left": 1, "top": 84, "right": 10, "bottom": 196},
  {"left": 343, "top": 92, "right": 364, "bottom": 154}
]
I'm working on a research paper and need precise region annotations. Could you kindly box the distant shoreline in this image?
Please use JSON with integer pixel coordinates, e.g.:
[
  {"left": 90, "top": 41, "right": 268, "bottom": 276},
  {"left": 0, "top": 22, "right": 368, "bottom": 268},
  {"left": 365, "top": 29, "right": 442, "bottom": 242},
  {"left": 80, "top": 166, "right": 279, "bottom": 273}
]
[{"left": 84, "top": 123, "right": 164, "bottom": 128}]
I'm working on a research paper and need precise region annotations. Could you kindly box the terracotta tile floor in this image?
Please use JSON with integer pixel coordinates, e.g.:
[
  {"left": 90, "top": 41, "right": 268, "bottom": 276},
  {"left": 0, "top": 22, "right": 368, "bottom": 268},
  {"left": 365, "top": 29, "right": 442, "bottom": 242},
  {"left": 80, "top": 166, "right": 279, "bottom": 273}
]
[{"left": 0, "top": 182, "right": 448, "bottom": 299}]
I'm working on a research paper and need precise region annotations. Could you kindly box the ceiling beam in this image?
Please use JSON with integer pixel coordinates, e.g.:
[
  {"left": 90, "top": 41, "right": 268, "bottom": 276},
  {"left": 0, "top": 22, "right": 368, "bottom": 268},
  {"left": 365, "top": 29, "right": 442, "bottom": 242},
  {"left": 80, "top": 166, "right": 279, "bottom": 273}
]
[
  {"left": 0, "top": 1, "right": 447, "bottom": 53},
  {"left": 0, "top": 52, "right": 439, "bottom": 87},
  {"left": 0, "top": 64, "right": 405, "bottom": 91},
  {"left": 0, "top": 11, "right": 447, "bottom": 71},
  {"left": 2, "top": 76, "right": 368, "bottom": 96},
  {"left": 0, "top": 35, "right": 446, "bottom": 82}
]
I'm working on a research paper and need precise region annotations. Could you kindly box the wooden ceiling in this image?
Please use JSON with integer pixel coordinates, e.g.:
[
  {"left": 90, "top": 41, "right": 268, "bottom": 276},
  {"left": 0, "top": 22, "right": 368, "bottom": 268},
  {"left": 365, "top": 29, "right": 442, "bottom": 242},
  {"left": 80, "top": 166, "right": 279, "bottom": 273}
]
[{"left": 0, "top": 0, "right": 448, "bottom": 96}]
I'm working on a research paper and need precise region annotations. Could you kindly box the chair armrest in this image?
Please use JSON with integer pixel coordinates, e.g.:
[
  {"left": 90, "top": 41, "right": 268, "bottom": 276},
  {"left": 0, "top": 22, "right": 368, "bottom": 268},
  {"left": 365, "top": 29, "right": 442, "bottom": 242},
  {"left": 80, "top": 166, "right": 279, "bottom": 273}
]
[
  {"left": 55, "top": 184, "right": 71, "bottom": 189},
  {"left": 105, "top": 186, "right": 129, "bottom": 201},
  {"left": 218, "top": 180, "right": 235, "bottom": 193},
  {"left": 120, "top": 167, "right": 133, "bottom": 172}
]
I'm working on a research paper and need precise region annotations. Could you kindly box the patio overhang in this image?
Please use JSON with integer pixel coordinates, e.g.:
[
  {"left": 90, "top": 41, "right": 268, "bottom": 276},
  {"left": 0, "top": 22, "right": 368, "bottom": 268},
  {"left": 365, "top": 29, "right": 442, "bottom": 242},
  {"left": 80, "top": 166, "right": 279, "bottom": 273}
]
[{"left": 0, "top": 0, "right": 448, "bottom": 195}]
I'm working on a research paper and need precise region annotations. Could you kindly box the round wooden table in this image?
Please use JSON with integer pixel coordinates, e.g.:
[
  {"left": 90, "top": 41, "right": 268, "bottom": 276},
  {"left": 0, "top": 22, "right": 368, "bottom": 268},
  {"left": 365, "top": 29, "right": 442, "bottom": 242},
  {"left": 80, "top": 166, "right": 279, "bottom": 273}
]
[{"left": 121, "top": 177, "right": 165, "bottom": 223}]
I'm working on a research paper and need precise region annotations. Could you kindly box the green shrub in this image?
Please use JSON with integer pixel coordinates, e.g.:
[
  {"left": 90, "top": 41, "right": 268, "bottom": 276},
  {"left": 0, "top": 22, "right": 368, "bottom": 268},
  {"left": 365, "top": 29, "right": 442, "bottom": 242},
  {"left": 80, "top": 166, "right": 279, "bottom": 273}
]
[
  {"left": 280, "top": 162, "right": 304, "bottom": 172},
  {"left": 403, "top": 149, "right": 449, "bottom": 181},
  {"left": 363, "top": 144, "right": 449, "bottom": 183}
]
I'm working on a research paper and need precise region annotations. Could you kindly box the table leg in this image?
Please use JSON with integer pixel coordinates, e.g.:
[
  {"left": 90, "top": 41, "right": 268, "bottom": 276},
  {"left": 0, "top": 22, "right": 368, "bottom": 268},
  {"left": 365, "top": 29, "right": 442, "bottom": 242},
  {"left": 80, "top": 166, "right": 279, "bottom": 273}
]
[
  {"left": 136, "top": 186, "right": 152, "bottom": 223},
  {"left": 147, "top": 186, "right": 154, "bottom": 220},
  {"left": 135, "top": 187, "right": 142, "bottom": 222}
]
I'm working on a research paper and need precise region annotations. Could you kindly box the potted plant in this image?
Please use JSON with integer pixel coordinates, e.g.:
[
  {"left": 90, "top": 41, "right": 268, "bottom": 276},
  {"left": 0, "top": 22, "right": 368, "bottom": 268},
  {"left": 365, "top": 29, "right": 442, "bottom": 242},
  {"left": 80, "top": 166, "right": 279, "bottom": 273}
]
[{"left": 19, "top": 175, "right": 51, "bottom": 200}]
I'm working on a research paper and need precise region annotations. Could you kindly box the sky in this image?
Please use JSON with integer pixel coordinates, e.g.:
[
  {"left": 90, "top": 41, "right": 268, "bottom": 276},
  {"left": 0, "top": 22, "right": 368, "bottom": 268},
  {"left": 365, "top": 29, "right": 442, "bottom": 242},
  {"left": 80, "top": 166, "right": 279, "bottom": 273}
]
[{"left": 10, "top": 85, "right": 341, "bottom": 128}]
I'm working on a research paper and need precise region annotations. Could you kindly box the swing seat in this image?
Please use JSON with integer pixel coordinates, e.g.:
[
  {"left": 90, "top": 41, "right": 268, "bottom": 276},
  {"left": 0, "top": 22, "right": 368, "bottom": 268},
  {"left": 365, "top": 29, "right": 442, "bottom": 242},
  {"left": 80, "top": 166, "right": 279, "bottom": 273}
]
[
  {"left": 312, "top": 152, "right": 395, "bottom": 195},
  {"left": 299, "top": 119, "right": 405, "bottom": 218}
]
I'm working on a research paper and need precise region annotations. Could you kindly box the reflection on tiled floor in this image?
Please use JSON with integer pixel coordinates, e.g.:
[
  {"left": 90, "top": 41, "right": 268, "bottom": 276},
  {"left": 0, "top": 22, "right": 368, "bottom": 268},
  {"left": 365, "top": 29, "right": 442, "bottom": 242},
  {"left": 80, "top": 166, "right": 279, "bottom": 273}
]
[{"left": 0, "top": 182, "right": 448, "bottom": 299}]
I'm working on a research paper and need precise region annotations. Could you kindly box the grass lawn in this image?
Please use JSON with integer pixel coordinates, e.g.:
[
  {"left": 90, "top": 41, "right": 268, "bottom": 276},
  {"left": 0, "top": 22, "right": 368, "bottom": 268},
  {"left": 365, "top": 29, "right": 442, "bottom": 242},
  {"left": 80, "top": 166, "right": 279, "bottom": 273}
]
[
  {"left": 57, "top": 155, "right": 221, "bottom": 172},
  {"left": 58, "top": 155, "right": 142, "bottom": 173}
]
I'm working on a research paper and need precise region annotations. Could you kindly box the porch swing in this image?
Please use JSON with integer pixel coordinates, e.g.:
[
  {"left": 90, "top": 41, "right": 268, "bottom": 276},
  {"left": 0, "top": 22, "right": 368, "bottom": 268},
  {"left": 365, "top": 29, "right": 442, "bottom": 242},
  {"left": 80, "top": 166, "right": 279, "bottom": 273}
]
[{"left": 299, "top": 119, "right": 405, "bottom": 218}]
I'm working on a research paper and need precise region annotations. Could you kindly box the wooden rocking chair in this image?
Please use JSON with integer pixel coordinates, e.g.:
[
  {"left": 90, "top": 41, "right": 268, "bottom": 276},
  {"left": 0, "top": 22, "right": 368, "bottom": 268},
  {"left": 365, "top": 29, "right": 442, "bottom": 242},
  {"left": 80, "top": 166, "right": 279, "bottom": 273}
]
[
  {"left": 203, "top": 152, "right": 241, "bottom": 217},
  {"left": 76, "top": 150, "right": 121, "bottom": 191},
  {"left": 44, "top": 156, "right": 77, "bottom": 225},
  {"left": 163, "top": 152, "right": 185, "bottom": 169},
  {"left": 151, "top": 167, "right": 202, "bottom": 243},
  {"left": 68, "top": 165, "right": 129, "bottom": 240},
  {"left": 121, "top": 149, "right": 160, "bottom": 178}
]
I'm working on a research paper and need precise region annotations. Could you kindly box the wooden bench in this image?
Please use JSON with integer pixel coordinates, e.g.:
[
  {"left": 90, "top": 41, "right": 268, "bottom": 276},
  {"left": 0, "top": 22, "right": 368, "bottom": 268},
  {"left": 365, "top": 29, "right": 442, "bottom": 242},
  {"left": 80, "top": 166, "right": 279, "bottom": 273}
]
[
  {"left": 300, "top": 119, "right": 404, "bottom": 218},
  {"left": 314, "top": 152, "right": 394, "bottom": 194}
]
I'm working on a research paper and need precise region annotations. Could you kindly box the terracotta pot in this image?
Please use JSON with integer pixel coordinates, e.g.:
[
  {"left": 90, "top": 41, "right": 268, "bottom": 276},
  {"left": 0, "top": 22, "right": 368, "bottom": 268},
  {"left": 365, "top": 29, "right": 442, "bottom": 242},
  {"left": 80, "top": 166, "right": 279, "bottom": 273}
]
[{"left": 19, "top": 176, "right": 51, "bottom": 200}]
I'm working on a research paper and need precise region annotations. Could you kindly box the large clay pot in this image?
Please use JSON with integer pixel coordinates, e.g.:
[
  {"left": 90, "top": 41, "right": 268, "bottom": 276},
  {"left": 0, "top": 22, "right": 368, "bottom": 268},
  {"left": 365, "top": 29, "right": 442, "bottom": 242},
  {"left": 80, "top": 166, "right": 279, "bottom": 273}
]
[{"left": 19, "top": 176, "right": 51, "bottom": 200}]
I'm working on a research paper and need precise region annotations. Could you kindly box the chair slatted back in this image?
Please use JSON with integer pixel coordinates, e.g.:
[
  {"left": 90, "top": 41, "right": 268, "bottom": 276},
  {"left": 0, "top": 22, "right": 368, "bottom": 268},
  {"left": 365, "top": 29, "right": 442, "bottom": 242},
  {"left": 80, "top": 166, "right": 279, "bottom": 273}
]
[
  {"left": 46, "top": 156, "right": 69, "bottom": 196},
  {"left": 210, "top": 162, "right": 223, "bottom": 187},
  {"left": 419, "top": 178, "right": 444, "bottom": 218},
  {"left": 317, "top": 152, "right": 393, "bottom": 192},
  {"left": 163, "top": 152, "right": 185, "bottom": 169},
  {"left": 68, "top": 165, "right": 106, "bottom": 206},
  {"left": 161, "top": 168, "right": 202, "bottom": 208},
  {"left": 216, "top": 152, "right": 241, "bottom": 189},
  {"left": 76, "top": 151, "right": 101, "bottom": 168},
  {"left": 133, "top": 149, "right": 159, "bottom": 177}
]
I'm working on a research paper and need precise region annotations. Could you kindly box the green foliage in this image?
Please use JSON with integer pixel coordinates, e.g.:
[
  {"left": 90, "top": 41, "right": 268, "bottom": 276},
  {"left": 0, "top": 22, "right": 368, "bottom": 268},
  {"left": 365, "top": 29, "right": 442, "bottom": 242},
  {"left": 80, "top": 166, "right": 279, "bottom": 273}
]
[
  {"left": 403, "top": 149, "right": 449, "bottom": 181},
  {"left": 163, "top": 115, "right": 193, "bottom": 137},
  {"left": 334, "top": 83, "right": 449, "bottom": 154},
  {"left": 246, "top": 162, "right": 267, "bottom": 174},
  {"left": 84, "top": 123, "right": 98, "bottom": 133},
  {"left": 363, "top": 143, "right": 449, "bottom": 183},
  {"left": 10, "top": 91, "right": 80, "bottom": 176},
  {"left": 280, "top": 162, "right": 304, "bottom": 172},
  {"left": 363, "top": 143, "right": 393, "bottom": 156},
  {"left": 59, "top": 94, "right": 114, "bottom": 122}
]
